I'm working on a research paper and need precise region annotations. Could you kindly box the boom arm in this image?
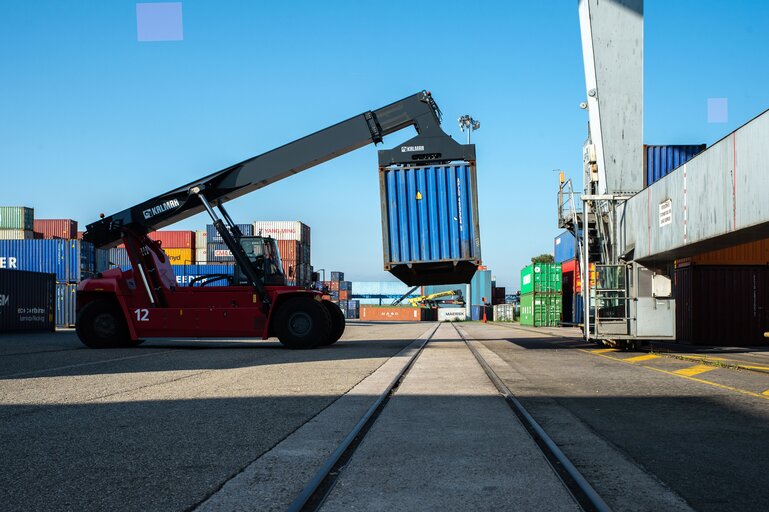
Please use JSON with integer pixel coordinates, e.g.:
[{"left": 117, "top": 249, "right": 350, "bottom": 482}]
[{"left": 85, "top": 91, "right": 475, "bottom": 248}]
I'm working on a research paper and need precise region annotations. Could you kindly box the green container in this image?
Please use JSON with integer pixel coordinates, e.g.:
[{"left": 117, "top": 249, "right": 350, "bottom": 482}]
[
  {"left": 520, "top": 263, "right": 562, "bottom": 295},
  {"left": 0, "top": 207, "right": 34, "bottom": 230},
  {"left": 520, "top": 292, "right": 562, "bottom": 327}
]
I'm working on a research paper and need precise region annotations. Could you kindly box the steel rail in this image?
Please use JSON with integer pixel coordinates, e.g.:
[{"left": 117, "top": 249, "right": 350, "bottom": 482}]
[
  {"left": 452, "top": 322, "right": 612, "bottom": 512},
  {"left": 286, "top": 322, "right": 439, "bottom": 512}
]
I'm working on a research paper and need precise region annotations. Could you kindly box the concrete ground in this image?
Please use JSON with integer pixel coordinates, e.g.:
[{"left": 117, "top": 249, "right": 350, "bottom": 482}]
[
  {"left": 0, "top": 322, "right": 428, "bottom": 512},
  {"left": 463, "top": 322, "right": 769, "bottom": 512},
  {"left": 2, "top": 321, "right": 767, "bottom": 511}
]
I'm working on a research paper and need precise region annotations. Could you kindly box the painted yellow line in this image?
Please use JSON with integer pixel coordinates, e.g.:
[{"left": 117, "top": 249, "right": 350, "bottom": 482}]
[
  {"left": 591, "top": 348, "right": 619, "bottom": 354},
  {"left": 670, "top": 354, "right": 769, "bottom": 372},
  {"left": 580, "top": 348, "right": 769, "bottom": 402},
  {"left": 623, "top": 354, "right": 660, "bottom": 363},
  {"left": 762, "top": 390, "right": 769, "bottom": 396},
  {"left": 674, "top": 364, "right": 717, "bottom": 377}
]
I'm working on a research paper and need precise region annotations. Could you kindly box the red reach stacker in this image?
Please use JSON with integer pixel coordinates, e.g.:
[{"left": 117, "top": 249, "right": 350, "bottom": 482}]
[{"left": 76, "top": 91, "right": 475, "bottom": 349}]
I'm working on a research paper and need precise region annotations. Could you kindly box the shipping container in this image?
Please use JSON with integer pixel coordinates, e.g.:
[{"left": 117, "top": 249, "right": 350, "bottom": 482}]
[
  {"left": 675, "top": 265, "right": 769, "bottom": 345},
  {"left": 0, "top": 240, "right": 96, "bottom": 282},
  {"left": 0, "top": 207, "right": 34, "bottom": 230},
  {"left": 492, "top": 286, "right": 506, "bottom": 305},
  {"left": 0, "top": 229, "right": 34, "bottom": 240},
  {"left": 253, "top": 221, "right": 311, "bottom": 246},
  {"left": 676, "top": 238, "right": 769, "bottom": 266},
  {"left": 554, "top": 231, "right": 581, "bottom": 264},
  {"left": 492, "top": 304, "right": 515, "bottom": 322},
  {"left": 561, "top": 258, "right": 581, "bottom": 294},
  {"left": 350, "top": 281, "right": 421, "bottom": 305},
  {"left": 206, "top": 224, "right": 253, "bottom": 244},
  {"left": 380, "top": 162, "right": 481, "bottom": 285},
  {"left": 33, "top": 219, "right": 77, "bottom": 239},
  {"left": 195, "top": 230, "right": 207, "bottom": 249},
  {"left": 330, "top": 271, "right": 344, "bottom": 282},
  {"left": 104, "top": 247, "right": 132, "bottom": 270},
  {"left": 206, "top": 243, "right": 235, "bottom": 263},
  {"left": 438, "top": 308, "right": 466, "bottom": 322},
  {"left": 163, "top": 248, "right": 194, "bottom": 265},
  {"left": 276, "top": 240, "right": 301, "bottom": 264},
  {"left": 520, "top": 293, "right": 562, "bottom": 327},
  {"left": 194, "top": 248, "right": 207, "bottom": 265},
  {"left": 148, "top": 230, "right": 195, "bottom": 249},
  {"left": 0, "top": 269, "right": 55, "bottom": 332},
  {"left": 471, "top": 305, "right": 493, "bottom": 321},
  {"left": 329, "top": 281, "right": 340, "bottom": 291},
  {"left": 339, "top": 290, "right": 351, "bottom": 300},
  {"left": 360, "top": 306, "right": 437, "bottom": 321},
  {"left": 55, "top": 282, "right": 77, "bottom": 327},
  {"left": 644, "top": 144, "right": 706, "bottom": 187},
  {"left": 172, "top": 264, "right": 235, "bottom": 287},
  {"left": 521, "top": 263, "right": 562, "bottom": 295},
  {"left": 422, "top": 269, "right": 491, "bottom": 306}
]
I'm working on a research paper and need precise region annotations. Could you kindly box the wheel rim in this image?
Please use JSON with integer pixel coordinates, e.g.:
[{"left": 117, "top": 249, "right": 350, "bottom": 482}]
[
  {"left": 93, "top": 312, "right": 117, "bottom": 339},
  {"left": 287, "top": 311, "right": 312, "bottom": 337}
]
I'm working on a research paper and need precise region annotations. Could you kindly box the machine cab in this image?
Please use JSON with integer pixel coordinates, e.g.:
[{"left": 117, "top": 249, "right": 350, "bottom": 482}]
[{"left": 235, "top": 236, "right": 287, "bottom": 286}]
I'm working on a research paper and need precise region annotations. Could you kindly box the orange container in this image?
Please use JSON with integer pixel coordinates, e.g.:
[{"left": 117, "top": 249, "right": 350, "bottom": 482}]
[
  {"left": 329, "top": 281, "right": 340, "bottom": 291},
  {"left": 679, "top": 238, "right": 769, "bottom": 266},
  {"left": 359, "top": 307, "right": 436, "bottom": 321}
]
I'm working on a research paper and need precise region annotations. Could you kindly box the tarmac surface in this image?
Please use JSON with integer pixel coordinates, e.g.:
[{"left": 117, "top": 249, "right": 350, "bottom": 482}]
[{"left": 1, "top": 321, "right": 768, "bottom": 511}]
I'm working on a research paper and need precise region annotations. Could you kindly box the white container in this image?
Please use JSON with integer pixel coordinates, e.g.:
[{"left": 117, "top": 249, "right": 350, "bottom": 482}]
[
  {"left": 0, "top": 229, "right": 34, "bottom": 240},
  {"left": 195, "top": 230, "right": 207, "bottom": 250},
  {"left": 195, "top": 247, "right": 207, "bottom": 265},
  {"left": 252, "top": 221, "right": 310, "bottom": 246},
  {"left": 438, "top": 308, "right": 467, "bottom": 322}
]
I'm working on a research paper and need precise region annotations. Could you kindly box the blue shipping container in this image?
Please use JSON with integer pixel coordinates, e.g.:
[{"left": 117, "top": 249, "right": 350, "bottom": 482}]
[
  {"left": 206, "top": 243, "right": 235, "bottom": 263},
  {"left": 206, "top": 224, "right": 253, "bottom": 244},
  {"left": 172, "top": 264, "right": 234, "bottom": 287},
  {"left": 0, "top": 240, "right": 96, "bottom": 282},
  {"left": 380, "top": 163, "right": 481, "bottom": 285},
  {"left": 56, "top": 282, "right": 77, "bottom": 327},
  {"left": 554, "top": 231, "right": 580, "bottom": 264},
  {"left": 644, "top": 144, "right": 706, "bottom": 187}
]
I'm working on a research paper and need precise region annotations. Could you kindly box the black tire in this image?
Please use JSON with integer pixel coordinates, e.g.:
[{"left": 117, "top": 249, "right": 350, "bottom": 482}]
[
  {"left": 76, "top": 300, "right": 137, "bottom": 348},
  {"left": 274, "top": 297, "right": 331, "bottom": 349},
  {"left": 319, "top": 300, "right": 345, "bottom": 346}
]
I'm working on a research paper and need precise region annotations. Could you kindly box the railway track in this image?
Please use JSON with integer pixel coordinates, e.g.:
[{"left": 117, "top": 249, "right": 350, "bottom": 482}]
[{"left": 287, "top": 322, "right": 611, "bottom": 512}]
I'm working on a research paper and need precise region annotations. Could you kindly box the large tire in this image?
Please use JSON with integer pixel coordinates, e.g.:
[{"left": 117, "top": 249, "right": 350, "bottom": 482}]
[
  {"left": 319, "top": 300, "right": 345, "bottom": 346},
  {"left": 274, "top": 297, "right": 331, "bottom": 349},
  {"left": 76, "top": 300, "right": 138, "bottom": 348}
]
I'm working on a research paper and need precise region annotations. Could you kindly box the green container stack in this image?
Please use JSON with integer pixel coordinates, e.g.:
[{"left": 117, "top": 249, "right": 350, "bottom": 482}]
[{"left": 520, "top": 262, "right": 562, "bottom": 326}]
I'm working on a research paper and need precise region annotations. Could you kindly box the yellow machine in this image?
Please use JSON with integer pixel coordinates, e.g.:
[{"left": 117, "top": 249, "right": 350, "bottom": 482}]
[{"left": 406, "top": 289, "right": 464, "bottom": 308}]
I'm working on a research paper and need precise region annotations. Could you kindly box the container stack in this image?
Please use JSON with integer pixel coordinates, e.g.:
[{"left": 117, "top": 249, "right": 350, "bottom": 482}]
[
  {"left": 520, "top": 262, "right": 562, "bottom": 327},
  {"left": 150, "top": 231, "right": 195, "bottom": 265},
  {"left": 205, "top": 223, "right": 254, "bottom": 264},
  {"left": 0, "top": 206, "right": 34, "bottom": 240},
  {"left": 253, "top": 221, "right": 311, "bottom": 286},
  {"left": 33, "top": 219, "right": 77, "bottom": 239},
  {"left": 321, "top": 271, "right": 358, "bottom": 318},
  {"left": 555, "top": 231, "right": 582, "bottom": 325}
]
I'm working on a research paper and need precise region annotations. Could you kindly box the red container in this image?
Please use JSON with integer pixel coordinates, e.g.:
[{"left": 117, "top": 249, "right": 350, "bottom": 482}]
[
  {"left": 76, "top": 231, "right": 84, "bottom": 240},
  {"left": 339, "top": 290, "right": 350, "bottom": 300},
  {"left": 675, "top": 265, "right": 769, "bottom": 345},
  {"left": 329, "top": 281, "right": 340, "bottom": 291},
  {"left": 148, "top": 230, "right": 195, "bottom": 249},
  {"left": 561, "top": 258, "right": 581, "bottom": 293},
  {"left": 277, "top": 240, "right": 301, "bottom": 264},
  {"left": 33, "top": 219, "right": 77, "bottom": 239}
]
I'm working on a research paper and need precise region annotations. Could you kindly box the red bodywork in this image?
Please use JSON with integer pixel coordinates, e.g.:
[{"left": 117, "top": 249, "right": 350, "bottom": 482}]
[{"left": 77, "top": 233, "right": 319, "bottom": 340}]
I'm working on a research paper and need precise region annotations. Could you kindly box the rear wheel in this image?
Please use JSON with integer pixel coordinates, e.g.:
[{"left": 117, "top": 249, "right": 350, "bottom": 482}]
[
  {"left": 274, "top": 297, "right": 331, "bottom": 349},
  {"left": 319, "top": 300, "right": 345, "bottom": 346},
  {"left": 76, "top": 300, "right": 139, "bottom": 348}
]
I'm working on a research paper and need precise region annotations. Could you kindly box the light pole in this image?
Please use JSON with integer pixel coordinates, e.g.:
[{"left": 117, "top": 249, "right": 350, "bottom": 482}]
[
  {"left": 458, "top": 114, "right": 481, "bottom": 144},
  {"left": 458, "top": 114, "right": 480, "bottom": 319}
]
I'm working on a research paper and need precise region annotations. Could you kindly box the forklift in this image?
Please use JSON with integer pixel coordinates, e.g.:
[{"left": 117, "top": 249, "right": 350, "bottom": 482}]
[{"left": 77, "top": 91, "right": 475, "bottom": 349}]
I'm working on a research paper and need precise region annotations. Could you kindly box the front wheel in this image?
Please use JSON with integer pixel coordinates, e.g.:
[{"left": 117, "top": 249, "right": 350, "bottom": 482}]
[
  {"left": 318, "top": 300, "right": 345, "bottom": 346},
  {"left": 76, "top": 300, "right": 139, "bottom": 348},
  {"left": 274, "top": 297, "right": 331, "bottom": 349}
]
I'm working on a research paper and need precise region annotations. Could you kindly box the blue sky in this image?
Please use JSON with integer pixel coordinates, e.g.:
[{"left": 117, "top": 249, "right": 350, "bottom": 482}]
[{"left": 1, "top": 1, "right": 768, "bottom": 290}]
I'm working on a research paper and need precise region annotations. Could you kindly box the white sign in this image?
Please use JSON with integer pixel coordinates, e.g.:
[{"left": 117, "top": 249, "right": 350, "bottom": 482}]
[
  {"left": 659, "top": 199, "right": 672, "bottom": 227},
  {"left": 438, "top": 309, "right": 467, "bottom": 322}
]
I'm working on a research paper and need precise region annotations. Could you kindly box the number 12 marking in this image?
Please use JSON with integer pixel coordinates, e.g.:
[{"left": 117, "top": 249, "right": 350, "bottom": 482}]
[{"left": 135, "top": 309, "right": 149, "bottom": 322}]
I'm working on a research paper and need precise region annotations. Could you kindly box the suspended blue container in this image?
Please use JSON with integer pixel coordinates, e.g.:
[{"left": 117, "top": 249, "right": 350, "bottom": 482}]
[
  {"left": 644, "top": 144, "right": 706, "bottom": 187},
  {"left": 380, "top": 162, "right": 481, "bottom": 285}
]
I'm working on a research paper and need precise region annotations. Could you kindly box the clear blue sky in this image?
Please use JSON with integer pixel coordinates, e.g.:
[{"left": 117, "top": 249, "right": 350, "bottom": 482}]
[{"left": 1, "top": 1, "right": 768, "bottom": 291}]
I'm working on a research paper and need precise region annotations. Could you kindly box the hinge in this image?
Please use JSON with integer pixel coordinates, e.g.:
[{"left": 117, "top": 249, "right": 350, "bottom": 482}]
[{"left": 364, "top": 111, "right": 383, "bottom": 144}]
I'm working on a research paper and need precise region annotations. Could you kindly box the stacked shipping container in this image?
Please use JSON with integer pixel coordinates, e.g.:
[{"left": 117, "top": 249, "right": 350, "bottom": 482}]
[
  {"left": 321, "top": 271, "right": 358, "bottom": 318},
  {"left": 0, "top": 207, "right": 34, "bottom": 240},
  {"left": 520, "top": 263, "right": 562, "bottom": 327},
  {"left": 555, "top": 230, "right": 583, "bottom": 325}
]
